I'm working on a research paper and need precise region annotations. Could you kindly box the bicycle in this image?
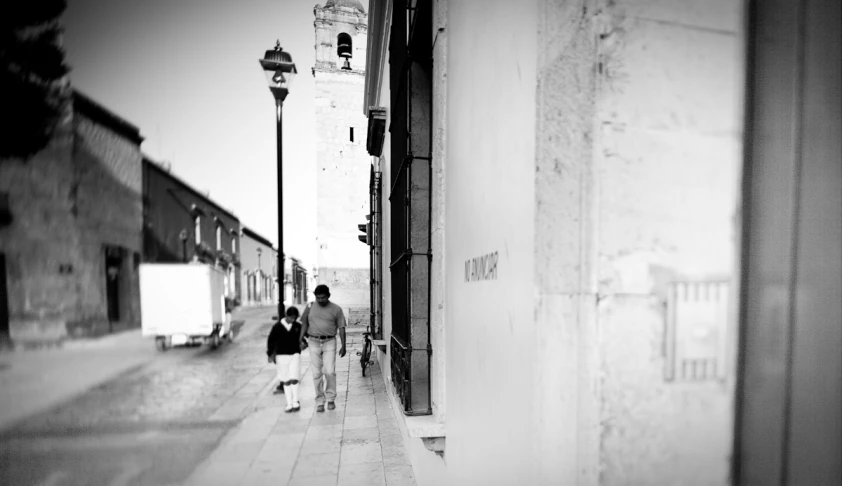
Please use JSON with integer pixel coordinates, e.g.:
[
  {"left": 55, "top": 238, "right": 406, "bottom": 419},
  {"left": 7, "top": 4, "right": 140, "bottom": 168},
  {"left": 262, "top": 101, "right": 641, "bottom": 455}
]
[{"left": 356, "top": 329, "right": 375, "bottom": 376}]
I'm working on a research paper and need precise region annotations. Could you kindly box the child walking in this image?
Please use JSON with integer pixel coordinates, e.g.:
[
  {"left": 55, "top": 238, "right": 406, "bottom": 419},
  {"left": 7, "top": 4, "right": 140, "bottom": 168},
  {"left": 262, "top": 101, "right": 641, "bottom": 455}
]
[{"left": 267, "top": 306, "right": 306, "bottom": 412}]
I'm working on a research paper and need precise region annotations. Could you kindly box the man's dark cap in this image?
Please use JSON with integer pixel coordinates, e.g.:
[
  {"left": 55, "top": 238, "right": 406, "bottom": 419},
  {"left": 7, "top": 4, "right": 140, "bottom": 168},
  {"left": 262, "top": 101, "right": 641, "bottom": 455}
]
[{"left": 314, "top": 284, "right": 330, "bottom": 296}]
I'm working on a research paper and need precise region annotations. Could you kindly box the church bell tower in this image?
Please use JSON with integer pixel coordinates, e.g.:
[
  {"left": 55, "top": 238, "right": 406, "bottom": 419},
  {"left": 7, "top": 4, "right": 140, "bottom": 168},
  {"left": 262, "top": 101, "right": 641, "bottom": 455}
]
[{"left": 312, "top": 0, "right": 370, "bottom": 312}]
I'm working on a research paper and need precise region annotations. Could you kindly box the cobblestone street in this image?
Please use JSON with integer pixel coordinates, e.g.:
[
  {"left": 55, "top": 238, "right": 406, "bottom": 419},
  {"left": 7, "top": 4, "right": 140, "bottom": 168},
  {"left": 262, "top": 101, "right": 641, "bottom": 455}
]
[{"left": 0, "top": 306, "right": 415, "bottom": 485}]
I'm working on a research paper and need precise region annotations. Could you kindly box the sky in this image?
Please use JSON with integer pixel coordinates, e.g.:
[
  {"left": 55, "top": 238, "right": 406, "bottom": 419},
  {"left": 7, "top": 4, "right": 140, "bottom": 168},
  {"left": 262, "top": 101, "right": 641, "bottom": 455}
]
[{"left": 62, "top": 0, "right": 321, "bottom": 269}]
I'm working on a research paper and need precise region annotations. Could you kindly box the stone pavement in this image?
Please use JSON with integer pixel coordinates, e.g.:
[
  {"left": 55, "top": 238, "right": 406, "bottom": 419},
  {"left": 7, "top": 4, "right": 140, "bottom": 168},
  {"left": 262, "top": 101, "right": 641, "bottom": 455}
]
[{"left": 185, "top": 333, "right": 416, "bottom": 486}]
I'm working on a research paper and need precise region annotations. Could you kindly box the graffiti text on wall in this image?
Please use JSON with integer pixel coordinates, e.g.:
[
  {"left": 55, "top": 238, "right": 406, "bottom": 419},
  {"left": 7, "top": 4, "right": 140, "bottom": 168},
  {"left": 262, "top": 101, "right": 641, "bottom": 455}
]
[{"left": 465, "top": 251, "right": 499, "bottom": 282}]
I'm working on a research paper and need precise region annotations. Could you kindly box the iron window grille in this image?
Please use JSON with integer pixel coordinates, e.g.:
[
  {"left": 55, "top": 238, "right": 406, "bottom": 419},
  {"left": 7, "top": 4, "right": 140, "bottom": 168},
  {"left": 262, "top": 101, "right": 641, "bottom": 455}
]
[
  {"left": 388, "top": 0, "right": 433, "bottom": 416},
  {"left": 369, "top": 169, "right": 383, "bottom": 340}
]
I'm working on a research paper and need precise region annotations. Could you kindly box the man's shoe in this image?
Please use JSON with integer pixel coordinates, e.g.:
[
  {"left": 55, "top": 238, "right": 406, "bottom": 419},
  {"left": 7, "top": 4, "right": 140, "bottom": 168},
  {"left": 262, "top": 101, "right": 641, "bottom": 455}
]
[
  {"left": 284, "top": 406, "right": 295, "bottom": 413},
  {"left": 327, "top": 402, "right": 336, "bottom": 411},
  {"left": 292, "top": 403, "right": 301, "bottom": 412},
  {"left": 316, "top": 404, "right": 325, "bottom": 413}
]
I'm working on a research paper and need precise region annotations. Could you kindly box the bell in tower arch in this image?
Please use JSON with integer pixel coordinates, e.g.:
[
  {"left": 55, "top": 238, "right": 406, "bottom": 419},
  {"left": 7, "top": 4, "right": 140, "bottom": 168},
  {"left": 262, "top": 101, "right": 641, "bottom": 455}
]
[{"left": 337, "top": 32, "right": 352, "bottom": 70}]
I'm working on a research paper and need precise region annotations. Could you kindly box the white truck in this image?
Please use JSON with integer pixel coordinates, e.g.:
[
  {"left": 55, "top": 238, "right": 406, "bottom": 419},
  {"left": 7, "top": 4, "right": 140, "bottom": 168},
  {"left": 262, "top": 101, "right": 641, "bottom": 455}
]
[{"left": 139, "top": 263, "right": 234, "bottom": 351}]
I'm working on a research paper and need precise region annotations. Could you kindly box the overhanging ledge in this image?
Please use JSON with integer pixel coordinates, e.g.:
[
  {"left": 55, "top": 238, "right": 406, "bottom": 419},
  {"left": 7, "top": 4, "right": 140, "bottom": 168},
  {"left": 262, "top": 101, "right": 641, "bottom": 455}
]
[
  {"left": 366, "top": 106, "right": 387, "bottom": 157},
  {"left": 421, "top": 437, "right": 445, "bottom": 455}
]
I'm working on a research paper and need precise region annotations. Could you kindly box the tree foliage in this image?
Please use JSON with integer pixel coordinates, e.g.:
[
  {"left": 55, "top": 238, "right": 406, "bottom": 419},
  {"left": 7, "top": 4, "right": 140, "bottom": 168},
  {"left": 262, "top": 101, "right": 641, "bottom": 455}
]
[{"left": 0, "top": 0, "right": 70, "bottom": 160}]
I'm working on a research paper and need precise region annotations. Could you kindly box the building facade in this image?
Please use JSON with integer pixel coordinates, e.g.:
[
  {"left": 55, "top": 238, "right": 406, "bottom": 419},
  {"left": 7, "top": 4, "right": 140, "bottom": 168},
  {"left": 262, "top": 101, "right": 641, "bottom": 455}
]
[
  {"left": 239, "top": 227, "right": 278, "bottom": 307},
  {"left": 0, "top": 91, "right": 145, "bottom": 343},
  {"left": 363, "top": 1, "right": 840, "bottom": 485},
  {"left": 313, "top": 0, "right": 372, "bottom": 312},
  {"left": 284, "top": 256, "right": 309, "bottom": 309},
  {"left": 239, "top": 227, "right": 309, "bottom": 309},
  {"left": 142, "top": 158, "right": 241, "bottom": 303}
]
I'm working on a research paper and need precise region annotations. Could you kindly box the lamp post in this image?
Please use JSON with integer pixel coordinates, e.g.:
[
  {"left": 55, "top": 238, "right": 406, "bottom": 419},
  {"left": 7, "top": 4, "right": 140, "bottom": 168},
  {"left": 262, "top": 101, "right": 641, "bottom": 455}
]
[{"left": 260, "top": 40, "right": 297, "bottom": 318}]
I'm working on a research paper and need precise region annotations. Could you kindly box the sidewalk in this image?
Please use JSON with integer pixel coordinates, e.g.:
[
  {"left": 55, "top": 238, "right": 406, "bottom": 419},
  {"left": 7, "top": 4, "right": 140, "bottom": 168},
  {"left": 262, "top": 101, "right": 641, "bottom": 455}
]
[
  {"left": 0, "top": 306, "right": 274, "bottom": 433},
  {"left": 185, "top": 333, "right": 417, "bottom": 486}
]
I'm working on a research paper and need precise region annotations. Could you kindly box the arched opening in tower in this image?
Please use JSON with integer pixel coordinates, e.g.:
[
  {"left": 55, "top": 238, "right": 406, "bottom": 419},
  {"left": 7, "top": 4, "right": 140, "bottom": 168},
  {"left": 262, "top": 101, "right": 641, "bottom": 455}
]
[{"left": 337, "top": 32, "right": 352, "bottom": 70}]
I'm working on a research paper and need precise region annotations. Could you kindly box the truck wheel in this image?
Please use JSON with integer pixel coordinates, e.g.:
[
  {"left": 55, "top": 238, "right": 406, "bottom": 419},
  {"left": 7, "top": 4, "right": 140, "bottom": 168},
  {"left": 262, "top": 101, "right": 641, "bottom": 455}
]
[
  {"left": 210, "top": 333, "right": 220, "bottom": 350},
  {"left": 155, "top": 336, "right": 168, "bottom": 352}
]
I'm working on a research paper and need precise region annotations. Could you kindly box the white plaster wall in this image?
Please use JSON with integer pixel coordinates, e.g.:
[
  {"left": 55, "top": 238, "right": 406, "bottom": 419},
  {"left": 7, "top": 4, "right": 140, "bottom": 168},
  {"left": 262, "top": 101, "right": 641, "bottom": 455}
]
[
  {"left": 593, "top": 1, "right": 743, "bottom": 483},
  {"left": 444, "top": 2, "right": 539, "bottom": 484}
]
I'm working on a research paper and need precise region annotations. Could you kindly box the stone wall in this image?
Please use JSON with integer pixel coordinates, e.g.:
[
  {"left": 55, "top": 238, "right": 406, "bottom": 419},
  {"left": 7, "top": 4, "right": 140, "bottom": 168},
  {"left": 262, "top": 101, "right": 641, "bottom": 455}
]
[
  {"left": 533, "top": 0, "right": 601, "bottom": 480},
  {"left": 346, "top": 306, "right": 370, "bottom": 327},
  {"left": 316, "top": 266, "right": 369, "bottom": 309},
  {"left": 429, "top": 0, "right": 448, "bottom": 426},
  {"left": 71, "top": 113, "right": 143, "bottom": 335},
  {"left": 0, "top": 93, "right": 145, "bottom": 343},
  {"left": 0, "top": 106, "right": 80, "bottom": 343}
]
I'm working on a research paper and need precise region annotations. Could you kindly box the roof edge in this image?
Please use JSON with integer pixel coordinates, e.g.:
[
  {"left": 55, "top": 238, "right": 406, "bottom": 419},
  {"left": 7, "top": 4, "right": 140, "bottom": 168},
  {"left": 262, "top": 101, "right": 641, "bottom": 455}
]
[
  {"left": 143, "top": 155, "right": 240, "bottom": 223},
  {"left": 241, "top": 226, "right": 276, "bottom": 249},
  {"left": 73, "top": 90, "right": 144, "bottom": 145}
]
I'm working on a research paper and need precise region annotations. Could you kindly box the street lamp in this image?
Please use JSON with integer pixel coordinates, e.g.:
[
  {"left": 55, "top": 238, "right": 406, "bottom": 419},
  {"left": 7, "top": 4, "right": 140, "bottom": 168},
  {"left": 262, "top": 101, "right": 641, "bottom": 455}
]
[{"left": 260, "top": 40, "right": 297, "bottom": 318}]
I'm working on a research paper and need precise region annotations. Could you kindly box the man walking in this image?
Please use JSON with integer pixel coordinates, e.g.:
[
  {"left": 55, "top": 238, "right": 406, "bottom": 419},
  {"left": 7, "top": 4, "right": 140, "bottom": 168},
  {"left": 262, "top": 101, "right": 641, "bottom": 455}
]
[{"left": 301, "top": 284, "right": 347, "bottom": 412}]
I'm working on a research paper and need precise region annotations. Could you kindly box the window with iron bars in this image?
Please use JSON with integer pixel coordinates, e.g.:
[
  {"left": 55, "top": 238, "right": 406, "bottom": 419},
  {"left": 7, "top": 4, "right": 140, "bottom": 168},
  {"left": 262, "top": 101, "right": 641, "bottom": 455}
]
[
  {"left": 388, "top": 0, "right": 434, "bottom": 416},
  {"left": 369, "top": 168, "right": 383, "bottom": 341}
]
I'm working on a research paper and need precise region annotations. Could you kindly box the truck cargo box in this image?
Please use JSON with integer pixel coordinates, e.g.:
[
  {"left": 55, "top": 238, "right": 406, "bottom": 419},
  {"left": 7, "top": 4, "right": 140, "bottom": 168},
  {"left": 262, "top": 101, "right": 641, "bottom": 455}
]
[{"left": 139, "top": 263, "right": 230, "bottom": 348}]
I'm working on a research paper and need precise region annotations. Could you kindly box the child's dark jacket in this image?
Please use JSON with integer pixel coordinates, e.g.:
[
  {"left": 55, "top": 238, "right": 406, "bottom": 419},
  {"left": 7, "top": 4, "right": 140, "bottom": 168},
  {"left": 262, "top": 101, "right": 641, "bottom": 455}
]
[{"left": 267, "top": 321, "right": 303, "bottom": 356}]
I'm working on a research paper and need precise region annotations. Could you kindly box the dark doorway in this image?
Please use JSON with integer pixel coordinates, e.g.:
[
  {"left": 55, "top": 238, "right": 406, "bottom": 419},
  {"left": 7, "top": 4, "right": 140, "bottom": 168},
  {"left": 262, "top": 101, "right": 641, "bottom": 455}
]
[
  {"left": 105, "top": 246, "right": 123, "bottom": 329},
  {"left": 0, "top": 253, "right": 9, "bottom": 341}
]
